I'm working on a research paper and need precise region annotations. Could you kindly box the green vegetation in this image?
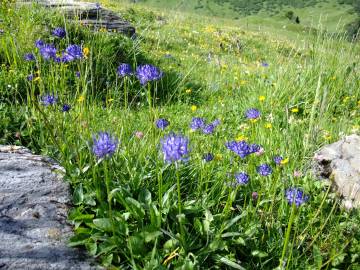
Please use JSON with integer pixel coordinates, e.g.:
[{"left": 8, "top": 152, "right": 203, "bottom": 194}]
[{"left": 1, "top": 0, "right": 360, "bottom": 269}]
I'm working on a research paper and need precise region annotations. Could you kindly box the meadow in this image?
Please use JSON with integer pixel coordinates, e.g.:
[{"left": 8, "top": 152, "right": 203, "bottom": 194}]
[{"left": 1, "top": 0, "right": 360, "bottom": 269}]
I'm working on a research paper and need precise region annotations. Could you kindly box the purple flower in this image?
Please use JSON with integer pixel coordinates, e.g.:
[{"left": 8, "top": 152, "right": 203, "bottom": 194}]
[
  {"left": 92, "top": 132, "right": 119, "bottom": 159},
  {"left": 62, "top": 104, "right": 71, "bottom": 112},
  {"left": 261, "top": 62, "right": 269, "bottom": 67},
  {"left": 54, "top": 56, "right": 62, "bottom": 63},
  {"left": 212, "top": 119, "right": 221, "bottom": 126},
  {"left": 274, "top": 156, "right": 283, "bottom": 165},
  {"left": 225, "top": 140, "right": 251, "bottom": 158},
  {"left": 285, "top": 187, "right": 309, "bottom": 207},
  {"left": 249, "top": 144, "right": 261, "bottom": 154},
  {"left": 27, "top": 74, "right": 34, "bottom": 81},
  {"left": 257, "top": 164, "right": 272, "bottom": 176},
  {"left": 202, "top": 123, "right": 216, "bottom": 134},
  {"left": 24, "top": 53, "right": 35, "bottom": 61},
  {"left": 35, "top": 39, "right": 45, "bottom": 48},
  {"left": 235, "top": 172, "right": 250, "bottom": 185},
  {"left": 136, "top": 64, "right": 163, "bottom": 85},
  {"left": 40, "top": 93, "right": 58, "bottom": 106},
  {"left": 52, "top": 27, "right": 66, "bottom": 38},
  {"left": 156, "top": 118, "right": 169, "bottom": 130},
  {"left": 245, "top": 108, "right": 261, "bottom": 120},
  {"left": 160, "top": 133, "right": 189, "bottom": 163},
  {"left": 65, "top": 44, "right": 83, "bottom": 60},
  {"left": 75, "top": 71, "right": 80, "bottom": 78},
  {"left": 203, "top": 153, "right": 214, "bottom": 162},
  {"left": 190, "top": 117, "right": 205, "bottom": 131},
  {"left": 95, "top": 2, "right": 101, "bottom": 9},
  {"left": 117, "top": 63, "right": 132, "bottom": 77},
  {"left": 202, "top": 119, "right": 220, "bottom": 135},
  {"left": 40, "top": 44, "right": 57, "bottom": 60}
]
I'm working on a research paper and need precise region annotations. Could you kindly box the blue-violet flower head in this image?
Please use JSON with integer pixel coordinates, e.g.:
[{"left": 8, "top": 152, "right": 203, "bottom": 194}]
[
  {"left": 92, "top": 132, "right": 119, "bottom": 159},
  {"left": 285, "top": 187, "right": 309, "bottom": 207},
  {"left": 160, "top": 133, "right": 189, "bottom": 163}
]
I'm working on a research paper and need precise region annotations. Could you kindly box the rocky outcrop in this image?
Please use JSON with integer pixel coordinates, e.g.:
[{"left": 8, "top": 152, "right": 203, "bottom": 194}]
[
  {"left": 0, "top": 145, "right": 100, "bottom": 270},
  {"left": 314, "top": 134, "right": 360, "bottom": 209},
  {"left": 18, "top": 0, "right": 135, "bottom": 36}
]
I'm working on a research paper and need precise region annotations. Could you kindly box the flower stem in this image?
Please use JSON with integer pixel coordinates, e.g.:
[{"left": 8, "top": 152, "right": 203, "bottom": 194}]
[
  {"left": 104, "top": 160, "right": 115, "bottom": 236},
  {"left": 279, "top": 203, "right": 296, "bottom": 269}
]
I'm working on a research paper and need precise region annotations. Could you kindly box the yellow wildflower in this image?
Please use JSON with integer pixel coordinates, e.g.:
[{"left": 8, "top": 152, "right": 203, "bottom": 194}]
[
  {"left": 34, "top": 76, "right": 41, "bottom": 82},
  {"left": 342, "top": 96, "right": 350, "bottom": 103},
  {"left": 83, "top": 47, "right": 90, "bottom": 58},
  {"left": 215, "top": 154, "right": 223, "bottom": 161},
  {"left": 236, "top": 135, "right": 248, "bottom": 141},
  {"left": 185, "top": 89, "right": 192, "bottom": 94},
  {"left": 239, "top": 80, "right": 247, "bottom": 85},
  {"left": 259, "top": 95, "right": 265, "bottom": 102},
  {"left": 291, "top": 108, "right": 299, "bottom": 113},
  {"left": 280, "top": 158, "right": 289, "bottom": 165},
  {"left": 191, "top": 105, "right": 197, "bottom": 112},
  {"left": 264, "top": 123, "right": 272, "bottom": 129},
  {"left": 77, "top": 95, "right": 85, "bottom": 103}
]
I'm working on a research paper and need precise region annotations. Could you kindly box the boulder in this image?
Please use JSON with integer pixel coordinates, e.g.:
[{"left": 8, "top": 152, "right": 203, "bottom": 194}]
[
  {"left": 314, "top": 134, "right": 360, "bottom": 209},
  {"left": 18, "top": 0, "right": 135, "bottom": 36},
  {"left": 0, "top": 145, "right": 100, "bottom": 270}
]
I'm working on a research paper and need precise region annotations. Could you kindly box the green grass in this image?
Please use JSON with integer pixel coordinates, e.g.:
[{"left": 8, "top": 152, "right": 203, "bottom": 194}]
[{"left": 1, "top": 0, "right": 360, "bottom": 269}]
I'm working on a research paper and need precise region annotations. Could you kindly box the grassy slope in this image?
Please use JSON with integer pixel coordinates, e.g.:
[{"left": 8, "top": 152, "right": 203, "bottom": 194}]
[
  {"left": 125, "top": 0, "right": 357, "bottom": 31},
  {"left": 1, "top": 1, "right": 360, "bottom": 269}
]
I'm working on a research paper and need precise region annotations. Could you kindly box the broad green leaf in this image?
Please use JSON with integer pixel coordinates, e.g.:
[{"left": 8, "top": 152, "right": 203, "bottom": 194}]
[
  {"left": 85, "top": 241, "right": 97, "bottom": 256},
  {"left": 221, "top": 232, "right": 241, "bottom": 238},
  {"left": 93, "top": 218, "right": 112, "bottom": 232},
  {"left": 217, "top": 256, "right": 246, "bottom": 270},
  {"left": 144, "top": 230, "right": 162, "bottom": 243},
  {"left": 150, "top": 203, "right": 161, "bottom": 228},
  {"left": 73, "top": 183, "right": 84, "bottom": 205},
  {"left": 222, "top": 211, "right": 247, "bottom": 232},
  {"left": 125, "top": 197, "right": 145, "bottom": 220},
  {"left": 252, "top": 250, "right": 268, "bottom": 258},
  {"left": 138, "top": 188, "right": 152, "bottom": 207}
]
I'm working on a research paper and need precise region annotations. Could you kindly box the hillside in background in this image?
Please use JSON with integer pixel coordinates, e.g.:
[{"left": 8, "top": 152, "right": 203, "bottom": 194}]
[{"left": 120, "top": 0, "right": 360, "bottom": 37}]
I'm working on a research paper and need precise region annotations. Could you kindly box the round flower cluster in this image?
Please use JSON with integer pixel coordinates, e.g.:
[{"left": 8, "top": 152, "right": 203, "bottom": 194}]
[
  {"left": 245, "top": 108, "right": 261, "bottom": 120},
  {"left": 92, "top": 132, "right": 119, "bottom": 159},
  {"left": 24, "top": 53, "right": 35, "bottom": 61},
  {"left": 190, "top": 117, "right": 206, "bottom": 131},
  {"left": 285, "top": 187, "right": 309, "bottom": 207},
  {"left": 161, "top": 133, "right": 189, "bottom": 163},
  {"left": 117, "top": 63, "right": 133, "bottom": 77},
  {"left": 156, "top": 118, "right": 170, "bottom": 130},
  {"left": 33, "top": 39, "right": 83, "bottom": 63},
  {"left": 136, "top": 64, "right": 163, "bottom": 85},
  {"left": 235, "top": 172, "right": 250, "bottom": 185},
  {"left": 203, "top": 153, "right": 214, "bottom": 162},
  {"left": 39, "top": 44, "right": 57, "bottom": 60},
  {"left": 52, "top": 27, "right": 66, "bottom": 38},
  {"left": 40, "top": 93, "right": 58, "bottom": 106},
  {"left": 257, "top": 164, "right": 272, "bottom": 176},
  {"left": 190, "top": 117, "right": 220, "bottom": 134},
  {"left": 225, "top": 140, "right": 261, "bottom": 158},
  {"left": 274, "top": 156, "right": 283, "bottom": 165}
]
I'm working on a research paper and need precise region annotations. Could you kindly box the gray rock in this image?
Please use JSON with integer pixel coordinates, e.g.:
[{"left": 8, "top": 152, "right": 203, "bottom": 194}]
[
  {"left": 0, "top": 145, "right": 100, "bottom": 270},
  {"left": 18, "top": 0, "right": 135, "bottom": 36},
  {"left": 314, "top": 134, "right": 360, "bottom": 209}
]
